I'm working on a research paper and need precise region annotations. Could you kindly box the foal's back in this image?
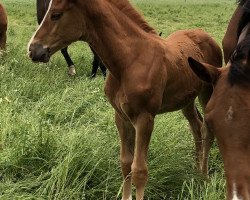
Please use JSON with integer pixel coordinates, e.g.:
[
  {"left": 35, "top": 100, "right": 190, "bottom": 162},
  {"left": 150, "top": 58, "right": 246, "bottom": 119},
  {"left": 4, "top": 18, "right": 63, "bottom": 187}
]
[
  {"left": 165, "top": 29, "right": 221, "bottom": 67},
  {"left": 158, "top": 29, "right": 222, "bottom": 112}
]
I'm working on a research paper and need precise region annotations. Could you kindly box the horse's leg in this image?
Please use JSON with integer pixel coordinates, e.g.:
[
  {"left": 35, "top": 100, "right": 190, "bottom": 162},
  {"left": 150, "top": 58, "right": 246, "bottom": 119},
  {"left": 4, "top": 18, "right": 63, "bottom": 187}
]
[
  {"left": 99, "top": 61, "right": 107, "bottom": 78},
  {"left": 131, "top": 112, "right": 154, "bottom": 200},
  {"left": 60, "top": 47, "right": 76, "bottom": 76},
  {"left": 91, "top": 54, "right": 99, "bottom": 78},
  {"left": 115, "top": 112, "right": 135, "bottom": 200},
  {"left": 182, "top": 101, "right": 203, "bottom": 171},
  {"left": 198, "top": 87, "right": 215, "bottom": 176},
  {"left": 0, "top": 30, "right": 6, "bottom": 50},
  {"left": 200, "top": 122, "right": 214, "bottom": 176}
]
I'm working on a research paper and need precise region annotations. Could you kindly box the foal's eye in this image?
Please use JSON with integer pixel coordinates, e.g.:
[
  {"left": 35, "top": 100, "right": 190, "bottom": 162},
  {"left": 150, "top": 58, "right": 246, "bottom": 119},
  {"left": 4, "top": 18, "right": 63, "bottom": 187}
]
[{"left": 51, "top": 13, "right": 63, "bottom": 21}]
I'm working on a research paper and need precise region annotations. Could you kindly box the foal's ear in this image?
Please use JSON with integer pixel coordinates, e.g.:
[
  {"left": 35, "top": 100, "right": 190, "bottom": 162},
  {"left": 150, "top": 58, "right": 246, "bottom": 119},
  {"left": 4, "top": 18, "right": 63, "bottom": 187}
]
[{"left": 188, "top": 57, "right": 221, "bottom": 84}]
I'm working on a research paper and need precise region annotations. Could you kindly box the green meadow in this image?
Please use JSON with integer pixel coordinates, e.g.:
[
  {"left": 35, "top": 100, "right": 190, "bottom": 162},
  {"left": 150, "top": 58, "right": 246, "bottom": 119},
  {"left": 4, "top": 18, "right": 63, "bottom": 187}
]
[{"left": 0, "top": 0, "right": 236, "bottom": 199}]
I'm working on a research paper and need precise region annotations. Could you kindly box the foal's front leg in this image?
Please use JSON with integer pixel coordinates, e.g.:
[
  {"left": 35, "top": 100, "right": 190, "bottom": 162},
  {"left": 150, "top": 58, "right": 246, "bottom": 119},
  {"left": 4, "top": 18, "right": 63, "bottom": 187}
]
[
  {"left": 131, "top": 112, "right": 154, "bottom": 200},
  {"left": 115, "top": 112, "right": 135, "bottom": 200}
]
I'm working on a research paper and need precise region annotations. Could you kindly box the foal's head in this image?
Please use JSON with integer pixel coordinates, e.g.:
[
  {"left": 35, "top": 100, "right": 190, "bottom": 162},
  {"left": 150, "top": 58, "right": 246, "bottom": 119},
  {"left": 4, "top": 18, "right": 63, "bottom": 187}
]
[
  {"left": 29, "top": 0, "right": 85, "bottom": 62},
  {"left": 188, "top": 37, "right": 250, "bottom": 200}
]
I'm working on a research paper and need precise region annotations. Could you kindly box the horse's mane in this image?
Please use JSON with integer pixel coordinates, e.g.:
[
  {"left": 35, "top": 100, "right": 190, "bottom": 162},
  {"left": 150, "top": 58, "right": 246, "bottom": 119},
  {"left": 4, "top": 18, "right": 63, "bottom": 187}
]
[
  {"left": 228, "top": 36, "right": 250, "bottom": 86},
  {"left": 237, "top": 0, "right": 250, "bottom": 38},
  {"left": 237, "top": 0, "right": 248, "bottom": 5},
  {"left": 108, "top": 0, "right": 157, "bottom": 35}
]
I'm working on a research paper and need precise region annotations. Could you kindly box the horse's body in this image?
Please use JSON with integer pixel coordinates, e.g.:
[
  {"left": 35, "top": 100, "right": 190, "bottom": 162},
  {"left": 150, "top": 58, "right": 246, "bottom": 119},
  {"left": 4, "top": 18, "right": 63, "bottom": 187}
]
[
  {"left": 36, "top": 0, "right": 106, "bottom": 77},
  {"left": 189, "top": 38, "right": 250, "bottom": 200},
  {"left": 188, "top": 5, "right": 250, "bottom": 198},
  {"left": 28, "top": 0, "right": 222, "bottom": 199},
  {"left": 0, "top": 3, "right": 7, "bottom": 50},
  {"left": 222, "top": 0, "right": 249, "bottom": 63}
]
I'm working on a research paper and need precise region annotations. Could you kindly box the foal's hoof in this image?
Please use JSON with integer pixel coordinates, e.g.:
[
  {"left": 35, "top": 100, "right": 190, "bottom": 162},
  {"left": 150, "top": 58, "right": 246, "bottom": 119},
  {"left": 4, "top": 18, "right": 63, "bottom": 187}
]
[
  {"left": 68, "top": 65, "right": 76, "bottom": 76},
  {"left": 122, "top": 196, "right": 132, "bottom": 200}
]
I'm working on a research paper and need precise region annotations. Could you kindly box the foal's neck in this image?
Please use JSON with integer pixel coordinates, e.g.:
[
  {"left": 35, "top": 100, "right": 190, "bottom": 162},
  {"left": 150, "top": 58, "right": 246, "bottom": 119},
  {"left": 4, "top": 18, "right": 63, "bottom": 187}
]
[{"left": 82, "top": 1, "right": 152, "bottom": 78}]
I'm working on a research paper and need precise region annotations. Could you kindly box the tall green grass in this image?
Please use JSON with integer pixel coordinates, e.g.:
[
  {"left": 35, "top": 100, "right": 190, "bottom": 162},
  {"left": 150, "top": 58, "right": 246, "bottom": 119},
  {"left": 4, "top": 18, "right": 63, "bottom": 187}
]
[{"left": 0, "top": 0, "right": 234, "bottom": 199}]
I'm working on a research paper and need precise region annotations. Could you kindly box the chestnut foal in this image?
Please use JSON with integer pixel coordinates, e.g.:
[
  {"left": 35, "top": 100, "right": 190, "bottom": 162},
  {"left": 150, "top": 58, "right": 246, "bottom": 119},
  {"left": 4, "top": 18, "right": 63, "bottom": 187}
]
[
  {"left": 28, "top": 0, "right": 222, "bottom": 199},
  {"left": 0, "top": 3, "right": 7, "bottom": 50}
]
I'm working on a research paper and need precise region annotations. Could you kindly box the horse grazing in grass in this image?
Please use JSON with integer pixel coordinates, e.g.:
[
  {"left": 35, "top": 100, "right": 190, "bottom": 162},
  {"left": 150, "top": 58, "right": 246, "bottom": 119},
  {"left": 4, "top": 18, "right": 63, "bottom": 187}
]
[
  {"left": 0, "top": 3, "right": 7, "bottom": 50},
  {"left": 36, "top": 0, "right": 106, "bottom": 77},
  {"left": 28, "top": 0, "right": 222, "bottom": 199},
  {"left": 188, "top": 8, "right": 250, "bottom": 199},
  {"left": 222, "top": 0, "right": 250, "bottom": 63},
  {"left": 189, "top": 38, "right": 250, "bottom": 200}
]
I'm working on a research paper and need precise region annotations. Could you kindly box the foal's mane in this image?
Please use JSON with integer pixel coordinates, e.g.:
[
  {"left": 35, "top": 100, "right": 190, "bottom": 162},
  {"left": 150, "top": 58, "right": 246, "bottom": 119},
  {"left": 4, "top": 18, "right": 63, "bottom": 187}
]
[
  {"left": 108, "top": 0, "right": 157, "bottom": 34},
  {"left": 229, "top": 36, "right": 250, "bottom": 86}
]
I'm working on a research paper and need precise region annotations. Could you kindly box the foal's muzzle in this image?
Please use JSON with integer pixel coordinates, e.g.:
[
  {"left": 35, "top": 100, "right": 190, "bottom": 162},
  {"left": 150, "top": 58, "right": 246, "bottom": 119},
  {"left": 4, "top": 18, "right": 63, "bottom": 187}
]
[{"left": 29, "top": 43, "right": 50, "bottom": 63}]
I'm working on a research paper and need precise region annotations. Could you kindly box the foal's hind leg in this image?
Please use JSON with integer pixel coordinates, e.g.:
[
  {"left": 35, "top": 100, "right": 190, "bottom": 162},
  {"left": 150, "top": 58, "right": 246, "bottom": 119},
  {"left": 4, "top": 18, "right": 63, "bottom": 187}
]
[
  {"left": 0, "top": 31, "right": 6, "bottom": 50},
  {"left": 198, "top": 86, "right": 215, "bottom": 176},
  {"left": 60, "top": 47, "right": 76, "bottom": 76},
  {"left": 200, "top": 123, "right": 214, "bottom": 176},
  {"left": 115, "top": 112, "right": 135, "bottom": 200},
  {"left": 182, "top": 101, "right": 203, "bottom": 171},
  {"left": 0, "top": 25, "right": 7, "bottom": 50}
]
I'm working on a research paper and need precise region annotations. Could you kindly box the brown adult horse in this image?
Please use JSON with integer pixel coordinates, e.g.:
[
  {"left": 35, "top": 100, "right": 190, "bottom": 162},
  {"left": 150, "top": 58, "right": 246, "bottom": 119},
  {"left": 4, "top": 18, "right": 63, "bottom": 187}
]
[
  {"left": 28, "top": 0, "right": 222, "bottom": 199},
  {"left": 188, "top": 12, "right": 250, "bottom": 199},
  {"left": 36, "top": 0, "right": 106, "bottom": 77},
  {"left": 189, "top": 38, "right": 250, "bottom": 200},
  {"left": 222, "top": 0, "right": 249, "bottom": 63},
  {"left": 0, "top": 3, "right": 7, "bottom": 50}
]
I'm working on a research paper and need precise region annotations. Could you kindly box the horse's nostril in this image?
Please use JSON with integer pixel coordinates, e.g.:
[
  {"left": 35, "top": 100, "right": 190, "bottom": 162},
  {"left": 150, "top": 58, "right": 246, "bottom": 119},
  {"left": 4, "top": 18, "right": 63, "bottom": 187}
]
[
  {"left": 29, "top": 51, "right": 32, "bottom": 59},
  {"left": 29, "top": 43, "right": 50, "bottom": 63},
  {"left": 40, "top": 53, "right": 46, "bottom": 61}
]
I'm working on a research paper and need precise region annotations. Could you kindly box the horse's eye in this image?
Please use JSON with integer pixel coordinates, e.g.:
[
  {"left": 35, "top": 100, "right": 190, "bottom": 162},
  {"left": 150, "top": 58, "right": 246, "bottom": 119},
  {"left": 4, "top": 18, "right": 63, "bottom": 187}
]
[{"left": 51, "top": 13, "right": 63, "bottom": 21}]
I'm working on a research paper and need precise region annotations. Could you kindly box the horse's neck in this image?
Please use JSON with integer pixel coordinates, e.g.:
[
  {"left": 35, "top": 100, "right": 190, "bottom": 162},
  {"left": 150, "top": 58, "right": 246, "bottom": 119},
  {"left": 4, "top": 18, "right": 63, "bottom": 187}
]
[
  {"left": 238, "top": 23, "right": 250, "bottom": 44},
  {"left": 83, "top": 2, "right": 150, "bottom": 78}
]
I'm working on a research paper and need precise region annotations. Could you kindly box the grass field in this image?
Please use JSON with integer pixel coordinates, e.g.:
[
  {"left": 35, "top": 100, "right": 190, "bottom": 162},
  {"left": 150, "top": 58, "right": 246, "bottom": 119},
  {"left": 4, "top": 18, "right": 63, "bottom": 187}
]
[{"left": 0, "top": 0, "right": 236, "bottom": 199}]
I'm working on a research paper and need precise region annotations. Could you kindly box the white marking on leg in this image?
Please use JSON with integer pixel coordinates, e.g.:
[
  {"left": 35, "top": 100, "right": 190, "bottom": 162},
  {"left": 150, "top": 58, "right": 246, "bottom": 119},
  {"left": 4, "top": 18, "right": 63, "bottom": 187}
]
[
  {"left": 27, "top": 0, "right": 53, "bottom": 51},
  {"left": 232, "top": 183, "right": 242, "bottom": 200},
  {"left": 122, "top": 196, "right": 132, "bottom": 200},
  {"left": 68, "top": 65, "right": 76, "bottom": 76},
  {"left": 225, "top": 106, "right": 234, "bottom": 124}
]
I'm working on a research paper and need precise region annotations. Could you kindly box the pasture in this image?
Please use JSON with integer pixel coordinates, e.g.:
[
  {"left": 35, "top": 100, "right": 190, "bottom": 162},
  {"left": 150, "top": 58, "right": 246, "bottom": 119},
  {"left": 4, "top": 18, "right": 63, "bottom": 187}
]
[{"left": 0, "top": 0, "right": 236, "bottom": 199}]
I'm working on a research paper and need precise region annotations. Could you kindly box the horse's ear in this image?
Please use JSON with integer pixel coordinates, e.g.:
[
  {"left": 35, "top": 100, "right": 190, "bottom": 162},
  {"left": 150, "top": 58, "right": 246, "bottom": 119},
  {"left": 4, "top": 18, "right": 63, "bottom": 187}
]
[{"left": 188, "top": 57, "right": 221, "bottom": 84}]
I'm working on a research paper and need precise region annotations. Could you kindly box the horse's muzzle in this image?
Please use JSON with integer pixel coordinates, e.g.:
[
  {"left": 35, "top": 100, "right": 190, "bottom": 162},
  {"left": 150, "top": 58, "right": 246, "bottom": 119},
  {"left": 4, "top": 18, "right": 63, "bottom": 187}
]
[{"left": 29, "top": 43, "right": 50, "bottom": 63}]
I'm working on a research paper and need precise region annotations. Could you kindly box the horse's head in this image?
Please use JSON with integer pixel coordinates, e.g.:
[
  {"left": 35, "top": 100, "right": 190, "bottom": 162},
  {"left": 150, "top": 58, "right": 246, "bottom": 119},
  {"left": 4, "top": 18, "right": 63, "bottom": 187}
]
[
  {"left": 188, "top": 40, "right": 250, "bottom": 199},
  {"left": 28, "top": 0, "right": 84, "bottom": 62}
]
